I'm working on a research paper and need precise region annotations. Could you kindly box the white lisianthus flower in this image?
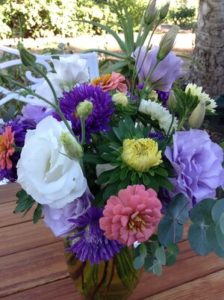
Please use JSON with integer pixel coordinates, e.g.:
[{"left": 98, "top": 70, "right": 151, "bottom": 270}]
[
  {"left": 30, "top": 56, "right": 89, "bottom": 107},
  {"left": 17, "top": 116, "right": 87, "bottom": 209},
  {"left": 185, "top": 83, "right": 217, "bottom": 113},
  {"left": 139, "top": 99, "right": 178, "bottom": 133}
]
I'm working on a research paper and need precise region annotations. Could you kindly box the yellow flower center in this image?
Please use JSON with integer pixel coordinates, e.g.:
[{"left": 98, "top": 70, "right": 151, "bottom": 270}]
[
  {"left": 121, "top": 138, "right": 162, "bottom": 172},
  {"left": 92, "top": 74, "right": 111, "bottom": 86},
  {"left": 128, "top": 214, "right": 145, "bottom": 232}
]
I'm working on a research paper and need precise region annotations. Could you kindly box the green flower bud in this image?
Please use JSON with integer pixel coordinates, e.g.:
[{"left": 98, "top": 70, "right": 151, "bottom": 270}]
[
  {"left": 112, "top": 92, "right": 128, "bottom": 106},
  {"left": 18, "top": 42, "right": 36, "bottom": 67},
  {"left": 76, "top": 100, "right": 93, "bottom": 119},
  {"left": 60, "top": 132, "right": 83, "bottom": 159},
  {"left": 144, "top": 0, "right": 158, "bottom": 25},
  {"left": 148, "top": 90, "right": 158, "bottom": 102},
  {"left": 168, "top": 90, "right": 177, "bottom": 112},
  {"left": 157, "top": 25, "right": 179, "bottom": 61},
  {"left": 188, "top": 101, "right": 206, "bottom": 129},
  {"left": 159, "top": 2, "right": 170, "bottom": 21}
]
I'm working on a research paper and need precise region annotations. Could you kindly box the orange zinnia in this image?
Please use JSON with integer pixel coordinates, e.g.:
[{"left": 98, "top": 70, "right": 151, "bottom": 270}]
[{"left": 0, "top": 126, "right": 15, "bottom": 170}]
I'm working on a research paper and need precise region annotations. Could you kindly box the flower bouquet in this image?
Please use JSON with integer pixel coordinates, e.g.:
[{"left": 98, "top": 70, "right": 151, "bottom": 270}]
[{"left": 0, "top": 1, "right": 224, "bottom": 299}]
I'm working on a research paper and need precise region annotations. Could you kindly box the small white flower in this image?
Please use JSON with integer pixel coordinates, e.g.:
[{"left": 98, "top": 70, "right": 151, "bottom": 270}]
[
  {"left": 30, "top": 56, "right": 89, "bottom": 107},
  {"left": 17, "top": 116, "right": 87, "bottom": 209},
  {"left": 185, "top": 83, "right": 217, "bottom": 113},
  {"left": 139, "top": 99, "right": 178, "bottom": 133}
]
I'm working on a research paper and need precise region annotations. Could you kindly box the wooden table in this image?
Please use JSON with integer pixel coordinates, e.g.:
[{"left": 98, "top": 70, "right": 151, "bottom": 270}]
[{"left": 1, "top": 184, "right": 224, "bottom": 300}]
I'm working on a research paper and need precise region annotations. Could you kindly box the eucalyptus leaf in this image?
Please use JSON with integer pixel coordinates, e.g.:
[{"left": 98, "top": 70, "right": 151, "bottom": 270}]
[
  {"left": 211, "top": 199, "right": 224, "bottom": 222},
  {"left": 188, "top": 223, "right": 212, "bottom": 255}
]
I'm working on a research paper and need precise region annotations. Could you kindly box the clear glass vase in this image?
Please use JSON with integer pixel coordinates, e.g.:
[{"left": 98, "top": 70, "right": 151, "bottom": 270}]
[{"left": 64, "top": 242, "right": 141, "bottom": 300}]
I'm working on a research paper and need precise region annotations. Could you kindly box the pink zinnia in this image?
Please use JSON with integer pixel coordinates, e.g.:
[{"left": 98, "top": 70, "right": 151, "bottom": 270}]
[
  {"left": 0, "top": 126, "right": 15, "bottom": 170},
  {"left": 99, "top": 185, "right": 162, "bottom": 246},
  {"left": 92, "top": 72, "right": 128, "bottom": 93}
]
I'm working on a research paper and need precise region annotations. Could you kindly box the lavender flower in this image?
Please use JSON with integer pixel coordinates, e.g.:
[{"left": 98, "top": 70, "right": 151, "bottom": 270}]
[
  {"left": 133, "top": 46, "right": 182, "bottom": 92},
  {"left": 69, "top": 207, "right": 123, "bottom": 264},
  {"left": 58, "top": 84, "right": 114, "bottom": 141},
  {"left": 43, "top": 191, "right": 92, "bottom": 237},
  {"left": 165, "top": 130, "right": 224, "bottom": 207},
  {"left": 21, "top": 104, "right": 52, "bottom": 124}
]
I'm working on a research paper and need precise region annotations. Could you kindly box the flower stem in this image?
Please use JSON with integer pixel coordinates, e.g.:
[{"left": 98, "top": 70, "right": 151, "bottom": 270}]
[{"left": 80, "top": 117, "right": 86, "bottom": 145}]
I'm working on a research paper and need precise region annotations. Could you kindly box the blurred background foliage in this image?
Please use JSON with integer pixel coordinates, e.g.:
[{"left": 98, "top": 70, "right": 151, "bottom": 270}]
[{"left": 0, "top": 0, "right": 196, "bottom": 39}]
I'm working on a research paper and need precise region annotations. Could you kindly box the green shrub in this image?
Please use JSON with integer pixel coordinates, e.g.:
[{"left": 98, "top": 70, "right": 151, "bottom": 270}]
[
  {"left": 168, "top": 5, "right": 196, "bottom": 29},
  {"left": 0, "top": 0, "right": 148, "bottom": 38}
]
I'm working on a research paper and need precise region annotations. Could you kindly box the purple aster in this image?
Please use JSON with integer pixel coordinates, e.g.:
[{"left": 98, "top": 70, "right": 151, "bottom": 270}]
[
  {"left": 133, "top": 46, "right": 182, "bottom": 92},
  {"left": 43, "top": 190, "right": 93, "bottom": 237},
  {"left": 69, "top": 206, "right": 123, "bottom": 264},
  {"left": 58, "top": 84, "right": 114, "bottom": 141},
  {"left": 0, "top": 118, "right": 35, "bottom": 182},
  {"left": 149, "top": 131, "right": 164, "bottom": 141},
  {"left": 165, "top": 130, "right": 224, "bottom": 207}
]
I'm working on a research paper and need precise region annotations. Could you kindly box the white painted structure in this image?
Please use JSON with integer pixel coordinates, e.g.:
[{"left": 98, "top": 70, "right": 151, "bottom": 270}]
[{"left": 0, "top": 46, "right": 99, "bottom": 106}]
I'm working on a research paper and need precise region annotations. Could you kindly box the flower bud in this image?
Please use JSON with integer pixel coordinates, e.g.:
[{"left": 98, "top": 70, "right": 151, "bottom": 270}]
[
  {"left": 157, "top": 25, "right": 179, "bottom": 61},
  {"left": 159, "top": 2, "right": 170, "bottom": 21},
  {"left": 112, "top": 92, "right": 128, "bottom": 106},
  {"left": 144, "top": 0, "right": 158, "bottom": 25},
  {"left": 188, "top": 101, "right": 206, "bottom": 129},
  {"left": 168, "top": 90, "right": 177, "bottom": 112},
  {"left": 76, "top": 100, "right": 93, "bottom": 119},
  {"left": 18, "top": 42, "right": 36, "bottom": 67},
  {"left": 148, "top": 90, "right": 158, "bottom": 101},
  {"left": 60, "top": 132, "right": 83, "bottom": 159}
]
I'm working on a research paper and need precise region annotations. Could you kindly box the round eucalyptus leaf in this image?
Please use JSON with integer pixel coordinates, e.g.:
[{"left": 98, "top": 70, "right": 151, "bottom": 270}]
[
  {"left": 211, "top": 199, "right": 224, "bottom": 222},
  {"left": 207, "top": 224, "right": 224, "bottom": 257},
  {"left": 188, "top": 223, "right": 212, "bottom": 255},
  {"left": 190, "top": 199, "right": 215, "bottom": 224},
  {"left": 158, "top": 216, "right": 183, "bottom": 246},
  {"left": 133, "top": 255, "right": 145, "bottom": 270}
]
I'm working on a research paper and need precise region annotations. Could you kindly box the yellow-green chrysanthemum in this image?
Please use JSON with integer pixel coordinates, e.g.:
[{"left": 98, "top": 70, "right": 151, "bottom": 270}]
[{"left": 121, "top": 138, "right": 162, "bottom": 172}]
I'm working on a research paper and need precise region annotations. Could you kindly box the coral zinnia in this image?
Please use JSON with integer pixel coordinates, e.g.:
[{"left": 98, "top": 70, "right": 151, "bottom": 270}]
[
  {"left": 0, "top": 126, "right": 15, "bottom": 170},
  {"left": 100, "top": 185, "right": 162, "bottom": 246},
  {"left": 92, "top": 72, "right": 128, "bottom": 93},
  {"left": 59, "top": 84, "right": 114, "bottom": 141},
  {"left": 69, "top": 207, "right": 123, "bottom": 264}
]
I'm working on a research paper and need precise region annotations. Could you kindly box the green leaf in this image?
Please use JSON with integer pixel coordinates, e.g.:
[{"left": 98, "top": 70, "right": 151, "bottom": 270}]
[
  {"left": 190, "top": 199, "right": 216, "bottom": 224},
  {"left": 188, "top": 223, "right": 212, "bottom": 255},
  {"left": 77, "top": 19, "right": 127, "bottom": 53},
  {"left": 15, "top": 189, "right": 35, "bottom": 214},
  {"left": 158, "top": 194, "right": 189, "bottom": 246},
  {"left": 155, "top": 247, "right": 166, "bottom": 265},
  {"left": 166, "top": 244, "right": 179, "bottom": 266},
  {"left": 158, "top": 217, "right": 184, "bottom": 246},
  {"left": 212, "top": 199, "right": 224, "bottom": 222},
  {"left": 83, "top": 49, "right": 126, "bottom": 59},
  {"left": 133, "top": 256, "right": 145, "bottom": 270},
  {"left": 150, "top": 260, "right": 163, "bottom": 276},
  {"left": 207, "top": 224, "right": 224, "bottom": 257},
  {"left": 83, "top": 153, "right": 103, "bottom": 164},
  {"left": 33, "top": 204, "right": 42, "bottom": 224}
]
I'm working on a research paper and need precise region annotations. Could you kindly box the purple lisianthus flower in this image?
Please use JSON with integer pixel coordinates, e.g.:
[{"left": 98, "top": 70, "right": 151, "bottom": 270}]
[
  {"left": 69, "top": 207, "right": 123, "bottom": 264},
  {"left": 165, "top": 130, "right": 224, "bottom": 207},
  {"left": 58, "top": 84, "right": 114, "bottom": 142},
  {"left": 21, "top": 104, "right": 52, "bottom": 124},
  {"left": 43, "top": 191, "right": 92, "bottom": 237},
  {"left": 156, "top": 90, "right": 170, "bottom": 106},
  {"left": 133, "top": 46, "right": 182, "bottom": 92}
]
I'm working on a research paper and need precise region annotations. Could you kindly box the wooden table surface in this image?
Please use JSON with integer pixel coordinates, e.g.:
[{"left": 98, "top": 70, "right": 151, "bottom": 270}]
[{"left": 1, "top": 184, "right": 224, "bottom": 300}]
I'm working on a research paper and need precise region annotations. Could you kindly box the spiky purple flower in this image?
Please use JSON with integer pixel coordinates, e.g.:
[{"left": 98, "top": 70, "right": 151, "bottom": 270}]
[
  {"left": 0, "top": 118, "right": 35, "bottom": 181},
  {"left": 69, "top": 207, "right": 123, "bottom": 264},
  {"left": 58, "top": 84, "right": 114, "bottom": 141}
]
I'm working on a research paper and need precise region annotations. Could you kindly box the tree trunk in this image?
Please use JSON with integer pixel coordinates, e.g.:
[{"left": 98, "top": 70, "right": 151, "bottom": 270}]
[{"left": 189, "top": 0, "right": 224, "bottom": 98}]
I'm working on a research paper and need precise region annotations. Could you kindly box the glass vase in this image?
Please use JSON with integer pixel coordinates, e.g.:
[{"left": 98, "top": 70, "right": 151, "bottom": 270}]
[{"left": 64, "top": 242, "right": 141, "bottom": 300}]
